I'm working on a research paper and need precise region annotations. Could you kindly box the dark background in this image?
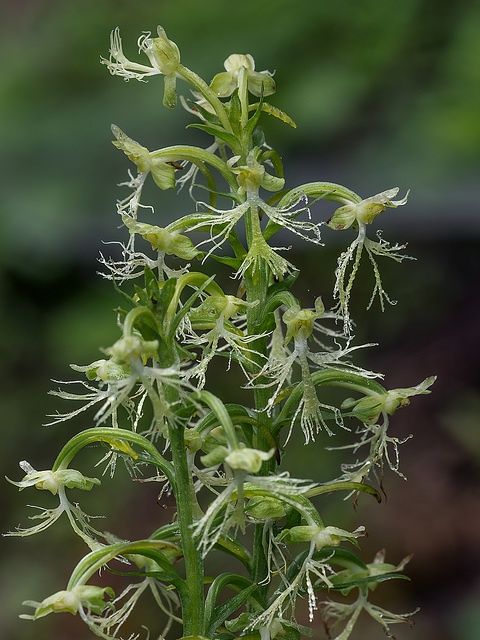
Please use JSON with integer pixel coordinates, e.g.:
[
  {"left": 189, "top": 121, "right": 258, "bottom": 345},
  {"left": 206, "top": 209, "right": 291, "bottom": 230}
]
[{"left": 1, "top": 1, "right": 479, "bottom": 639}]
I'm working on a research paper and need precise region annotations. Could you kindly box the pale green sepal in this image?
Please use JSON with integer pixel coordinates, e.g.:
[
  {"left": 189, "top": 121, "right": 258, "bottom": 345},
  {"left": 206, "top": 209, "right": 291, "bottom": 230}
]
[
  {"left": 141, "top": 26, "right": 181, "bottom": 75},
  {"left": 150, "top": 157, "right": 176, "bottom": 188}
]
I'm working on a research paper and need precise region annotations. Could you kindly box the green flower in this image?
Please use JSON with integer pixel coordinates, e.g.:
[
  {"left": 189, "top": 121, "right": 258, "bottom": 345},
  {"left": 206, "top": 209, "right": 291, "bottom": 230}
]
[
  {"left": 122, "top": 215, "right": 199, "bottom": 259},
  {"left": 102, "top": 26, "right": 181, "bottom": 107},
  {"left": 5, "top": 462, "right": 103, "bottom": 543},
  {"left": 21, "top": 585, "right": 114, "bottom": 620},
  {"left": 282, "top": 297, "right": 325, "bottom": 345},
  {"left": 71, "top": 359, "right": 133, "bottom": 382},
  {"left": 231, "top": 148, "right": 285, "bottom": 192},
  {"left": 343, "top": 376, "right": 436, "bottom": 424},
  {"left": 104, "top": 335, "right": 159, "bottom": 363},
  {"left": 7, "top": 461, "right": 100, "bottom": 496},
  {"left": 225, "top": 446, "right": 275, "bottom": 473},
  {"left": 210, "top": 54, "right": 275, "bottom": 97},
  {"left": 327, "top": 188, "right": 409, "bottom": 231},
  {"left": 278, "top": 524, "right": 365, "bottom": 551},
  {"left": 111, "top": 125, "right": 177, "bottom": 190}
]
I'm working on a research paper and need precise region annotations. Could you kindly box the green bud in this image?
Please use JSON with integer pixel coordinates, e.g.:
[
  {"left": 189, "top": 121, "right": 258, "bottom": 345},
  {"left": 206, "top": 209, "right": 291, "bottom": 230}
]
[
  {"left": 246, "top": 496, "right": 288, "bottom": 520},
  {"left": 104, "top": 335, "right": 159, "bottom": 362},
  {"left": 184, "top": 428, "right": 204, "bottom": 453},
  {"left": 225, "top": 446, "right": 274, "bottom": 473}
]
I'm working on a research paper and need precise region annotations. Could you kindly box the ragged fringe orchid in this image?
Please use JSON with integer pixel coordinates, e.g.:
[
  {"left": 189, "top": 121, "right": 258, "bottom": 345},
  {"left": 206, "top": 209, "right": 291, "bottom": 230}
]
[{"left": 6, "top": 24, "right": 435, "bottom": 640}]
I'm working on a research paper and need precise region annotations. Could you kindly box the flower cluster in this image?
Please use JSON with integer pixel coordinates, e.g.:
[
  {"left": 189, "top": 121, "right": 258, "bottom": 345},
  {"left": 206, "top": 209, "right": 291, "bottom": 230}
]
[{"left": 6, "top": 25, "right": 434, "bottom": 640}]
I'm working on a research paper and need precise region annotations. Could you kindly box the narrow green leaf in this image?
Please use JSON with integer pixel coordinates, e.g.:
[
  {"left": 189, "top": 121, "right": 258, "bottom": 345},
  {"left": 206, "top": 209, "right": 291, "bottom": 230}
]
[
  {"left": 187, "top": 100, "right": 221, "bottom": 125},
  {"left": 187, "top": 123, "right": 240, "bottom": 151},
  {"left": 144, "top": 266, "right": 160, "bottom": 304},
  {"left": 157, "top": 278, "right": 177, "bottom": 317},
  {"left": 207, "top": 582, "right": 259, "bottom": 636}
]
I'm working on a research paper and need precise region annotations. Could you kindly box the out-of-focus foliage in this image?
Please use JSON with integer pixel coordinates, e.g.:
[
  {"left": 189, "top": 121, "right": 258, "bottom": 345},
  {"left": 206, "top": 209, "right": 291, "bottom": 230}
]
[{"left": 1, "top": 2, "right": 480, "bottom": 640}]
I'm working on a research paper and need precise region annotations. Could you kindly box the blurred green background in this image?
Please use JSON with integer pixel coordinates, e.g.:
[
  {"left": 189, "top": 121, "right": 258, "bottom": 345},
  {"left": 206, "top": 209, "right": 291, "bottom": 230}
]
[{"left": 1, "top": 1, "right": 480, "bottom": 639}]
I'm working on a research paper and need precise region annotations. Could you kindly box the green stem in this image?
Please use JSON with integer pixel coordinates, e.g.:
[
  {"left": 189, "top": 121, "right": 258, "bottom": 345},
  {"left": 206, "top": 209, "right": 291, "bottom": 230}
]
[
  {"left": 177, "top": 63, "right": 233, "bottom": 134},
  {"left": 167, "top": 413, "right": 205, "bottom": 636},
  {"left": 158, "top": 345, "right": 205, "bottom": 636},
  {"left": 150, "top": 145, "right": 238, "bottom": 191},
  {"left": 242, "top": 194, "right": 277, "bottom": 592}
]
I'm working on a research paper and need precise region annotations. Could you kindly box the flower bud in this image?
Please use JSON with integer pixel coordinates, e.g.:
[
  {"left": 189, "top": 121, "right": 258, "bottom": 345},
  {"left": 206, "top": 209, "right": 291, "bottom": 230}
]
[
  {"left": 246, "top": 496, "right": 288, "bottom": 520},
  {"left": 184, "top": 428, "right": 204, "bottom": 453},
  {"left": 225, "top": 447, "right": 274, "bottom": 473},
  {"left": 104, "top": 335, "right": 159, "bottom": 362}
]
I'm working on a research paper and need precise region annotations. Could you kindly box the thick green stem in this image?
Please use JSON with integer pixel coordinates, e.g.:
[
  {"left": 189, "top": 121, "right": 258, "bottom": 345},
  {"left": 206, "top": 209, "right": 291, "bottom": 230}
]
[
  {"left": 243, "top": 198, "right": 276, "bottom": 591},
  {"left": 156, "top": 351, "right": 204, "bottom": 637},
  {"left": 167, "top": 414, "right": 205, "bottom": 636}
]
